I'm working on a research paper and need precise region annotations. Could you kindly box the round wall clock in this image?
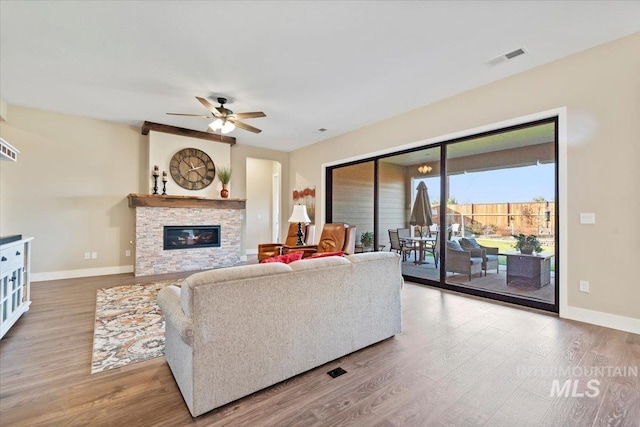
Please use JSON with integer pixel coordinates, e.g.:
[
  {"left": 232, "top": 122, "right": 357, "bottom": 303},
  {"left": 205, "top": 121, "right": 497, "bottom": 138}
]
[{"left": 169, "top": 148, "right": 216, "bottom": 190}]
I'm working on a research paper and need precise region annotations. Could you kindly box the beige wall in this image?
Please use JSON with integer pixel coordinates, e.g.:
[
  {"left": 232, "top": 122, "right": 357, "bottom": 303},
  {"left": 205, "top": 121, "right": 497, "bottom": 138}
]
[
  {"left": 289, "top": 33, "right": 640, "bottom": 321},
  {"left": 0, "top": 98, "right": 7, "bottom": 122},
  {"left": 0, "top": 106, "right": 144, "bottom": 275},
  {"left": 0, "top": 106, "right": 289, "bottom": 275},
  {"left": 148, "top": 131, "right": 231, "bottom": 197}
]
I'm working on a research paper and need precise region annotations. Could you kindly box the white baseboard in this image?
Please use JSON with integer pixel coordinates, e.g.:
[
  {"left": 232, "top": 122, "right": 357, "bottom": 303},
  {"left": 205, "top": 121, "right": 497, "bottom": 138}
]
[
  {"left": 561, "top": 306, "right": 640, "bottom": 334},
  {"left": 32, "top": 265, "right": 134, "bottom": 282},
  {"left": 240, "top": 255, "right": 248, "bottom": 262},
  {"left": 245, "top": 248, "right": 258, "bottom": 255}
]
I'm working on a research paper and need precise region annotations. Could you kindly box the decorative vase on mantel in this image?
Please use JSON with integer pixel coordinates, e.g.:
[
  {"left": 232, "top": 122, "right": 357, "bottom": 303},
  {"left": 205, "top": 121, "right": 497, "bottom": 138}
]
[
  {"left": 220, "top": 183, "right": 229, "bottom": 199},
  {"left": 217, "top": 166, "right": 232, "bottom": 199}
]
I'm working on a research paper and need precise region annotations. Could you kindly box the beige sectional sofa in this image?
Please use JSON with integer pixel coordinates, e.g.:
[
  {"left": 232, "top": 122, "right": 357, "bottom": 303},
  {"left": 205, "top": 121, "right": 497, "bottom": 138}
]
[{"left": 157, "top": 251, "right": 403, "bottom": 417}]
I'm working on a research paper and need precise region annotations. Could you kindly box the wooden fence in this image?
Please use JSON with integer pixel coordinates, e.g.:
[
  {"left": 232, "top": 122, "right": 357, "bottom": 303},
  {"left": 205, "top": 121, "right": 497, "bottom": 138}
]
[{"left": 432, "top": 202, "right": 555, "bottom": 237}]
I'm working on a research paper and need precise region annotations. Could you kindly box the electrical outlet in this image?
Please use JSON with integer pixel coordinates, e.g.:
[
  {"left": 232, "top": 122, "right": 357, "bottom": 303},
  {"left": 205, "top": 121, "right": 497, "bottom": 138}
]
[
  {"left": 125, "top": 250, "right": 131, "bottom": 257},
  {"left": 84, "top": 252, "right": 91, "bottom": 260},
  {"left": 91, "top": 252, "right": 98, "bottom": 259},
  {"left": 579, "top": 280, "right": 589, "bottom": 293}
]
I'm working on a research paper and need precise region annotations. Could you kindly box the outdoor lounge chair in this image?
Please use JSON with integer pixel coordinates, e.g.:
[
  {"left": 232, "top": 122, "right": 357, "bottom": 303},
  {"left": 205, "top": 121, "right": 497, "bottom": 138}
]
[
  {"left": 460, "top": 237, "right": 499, "bottom": 275},
  {"left": 445, "top": 240, "right": 483, "bottom": 280}
]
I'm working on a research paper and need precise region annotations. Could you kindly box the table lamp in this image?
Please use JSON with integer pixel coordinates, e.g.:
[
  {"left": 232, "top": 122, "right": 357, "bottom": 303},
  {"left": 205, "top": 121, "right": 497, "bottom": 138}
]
[{"left": 288, "top": 205, "right": 311, "bottom": 245}]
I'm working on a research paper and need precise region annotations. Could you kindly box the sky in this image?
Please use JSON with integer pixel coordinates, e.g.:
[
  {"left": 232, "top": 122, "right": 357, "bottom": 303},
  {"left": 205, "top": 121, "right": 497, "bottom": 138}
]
[{"left": 414, "top": 163, "right": 555, "bottom": 205}]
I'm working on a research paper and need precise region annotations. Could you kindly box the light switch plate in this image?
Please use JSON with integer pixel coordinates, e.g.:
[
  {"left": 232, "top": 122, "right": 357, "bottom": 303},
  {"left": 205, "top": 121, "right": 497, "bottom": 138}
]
[
  {"left": 580, "top": 213, "right": 596, "bottom": 224},
  {"left": 579, "top": 280, "right": 589, "bottom": 293}
]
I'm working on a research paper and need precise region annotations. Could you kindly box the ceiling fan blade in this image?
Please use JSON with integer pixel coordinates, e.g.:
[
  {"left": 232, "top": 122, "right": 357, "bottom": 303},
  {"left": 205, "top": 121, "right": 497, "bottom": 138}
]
[
  {"left": 229, "top": 119, "right": 262, "bottom": 134},
  {"left": 231, "top": 112, "right": 266, "bottom": 119},
  {"left": 166, "top": 113, "right": 211, "bottom": 118},
  {"left": 196, "top": 96, "right": 222, "bottom": 117}
]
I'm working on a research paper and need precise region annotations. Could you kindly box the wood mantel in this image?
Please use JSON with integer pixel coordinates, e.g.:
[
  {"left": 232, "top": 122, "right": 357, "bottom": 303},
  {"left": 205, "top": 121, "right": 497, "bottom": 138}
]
[
  {"left": 141, "top": 121, "right": 236, "bottom": 145},
  {"left": 128, "top": 193, "right": 246, "bottom": 210}
]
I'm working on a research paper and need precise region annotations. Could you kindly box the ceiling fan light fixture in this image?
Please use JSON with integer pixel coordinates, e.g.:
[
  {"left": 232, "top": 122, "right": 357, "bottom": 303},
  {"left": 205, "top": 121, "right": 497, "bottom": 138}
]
[
  {"left": 221, "top": 121, "right": 235, "bottom": 134},
  {"left": 209, "top": 118, "right": 235, "bottom": 134},
  {"left": 209, "top": 118, "right": 223, "bottom": 131}
]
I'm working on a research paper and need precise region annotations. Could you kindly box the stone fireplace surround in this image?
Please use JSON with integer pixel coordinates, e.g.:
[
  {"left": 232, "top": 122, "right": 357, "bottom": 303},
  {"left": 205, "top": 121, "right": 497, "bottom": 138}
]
[{"left": 128, "top": 194, "right": 245, "bottom": 276}]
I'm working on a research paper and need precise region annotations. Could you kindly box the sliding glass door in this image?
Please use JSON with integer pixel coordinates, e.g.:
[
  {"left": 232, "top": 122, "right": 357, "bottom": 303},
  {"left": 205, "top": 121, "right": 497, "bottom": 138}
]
[
  {"left": 326, "top": 118, "right": 559, "bottom": 312},
  {"left": 443, "top": 121, "right": 557, "bottom": 309}
]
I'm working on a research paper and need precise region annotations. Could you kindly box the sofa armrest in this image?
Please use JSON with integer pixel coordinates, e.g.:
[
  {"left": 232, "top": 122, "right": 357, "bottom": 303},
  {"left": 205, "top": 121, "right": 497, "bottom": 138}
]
[
  {"left": 157, "top": 285, "right": 194, "bottom": 346},
  {"left": 466, "top": 247, "right": 485, "bottom": 259},
  {"left": 480, "top": 245, "right": 499, "bottom": 256},
  {"left": 282, "top": 244, "right": 317, "bottom": 258},
  {"left": 258, "top": 243, "right": 283, "bottom": 261},
  {"left": 446, "top": 249, "right": 469, "bottom": 268}
]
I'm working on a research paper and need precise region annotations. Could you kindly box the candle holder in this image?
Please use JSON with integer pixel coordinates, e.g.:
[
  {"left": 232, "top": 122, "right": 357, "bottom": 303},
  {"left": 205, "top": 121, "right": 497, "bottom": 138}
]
[
  {"left": 152, "top": 165, "right": 160, "bottom": 195},
  {"left": 162, "top": 179, "right": 167, "bottom": 195},
  {"left": 152, "top": 175, "right": 159, "bottom": 195}
]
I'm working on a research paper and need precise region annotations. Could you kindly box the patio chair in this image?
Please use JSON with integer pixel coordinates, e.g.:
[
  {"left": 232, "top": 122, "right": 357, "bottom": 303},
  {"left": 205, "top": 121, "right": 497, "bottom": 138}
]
[
  {"left": 460, "top": 237, "right": 499, "bottom": 275},
  {"left": 389, "top": 229, "right": 415, "bottom": 262},
  {"left": 432, "top": 230, "right": 441, "bottom": 268},
  {"left": 445, "top": 240, "right": 483, "bottom": 281}
]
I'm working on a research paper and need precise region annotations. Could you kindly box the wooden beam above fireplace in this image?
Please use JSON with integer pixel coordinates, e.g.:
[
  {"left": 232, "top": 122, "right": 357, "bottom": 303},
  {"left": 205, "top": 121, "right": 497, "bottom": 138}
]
[
  {"left": 128, "top": 193, "right": 245, "bottom": 210},
  {"left": 141, "top": 121, "right": 236, "bottom": 145}
]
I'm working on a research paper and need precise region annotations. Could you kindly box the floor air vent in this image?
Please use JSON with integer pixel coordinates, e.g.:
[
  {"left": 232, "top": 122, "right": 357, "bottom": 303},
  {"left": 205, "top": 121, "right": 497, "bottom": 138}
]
[
  {"left": 327, "top": 367, "right": 347, "bottom": 378},
  {"left": 485, "top": 47, "right": 527, "bottom": 67}
]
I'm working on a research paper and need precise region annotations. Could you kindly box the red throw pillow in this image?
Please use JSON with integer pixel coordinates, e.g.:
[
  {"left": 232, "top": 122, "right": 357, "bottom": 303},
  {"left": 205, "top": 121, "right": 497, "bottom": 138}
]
[
  {"left": 310, "top": 251, "right": 344, "bottom": 258},
  {"left": 260, "top": 251, "right": 304, "bottom": 264}
]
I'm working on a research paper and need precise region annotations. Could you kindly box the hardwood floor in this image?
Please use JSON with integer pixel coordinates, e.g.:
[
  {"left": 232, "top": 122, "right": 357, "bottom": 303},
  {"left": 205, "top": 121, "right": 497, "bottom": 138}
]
[{"left": 1, "top": 273, "right": 638, "bottom": 426}]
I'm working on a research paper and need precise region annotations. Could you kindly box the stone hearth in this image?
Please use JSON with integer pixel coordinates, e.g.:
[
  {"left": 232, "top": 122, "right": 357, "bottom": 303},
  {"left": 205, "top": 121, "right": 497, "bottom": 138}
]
[{"left": 128, "top": 194, "right": 245, "bottom": 276}]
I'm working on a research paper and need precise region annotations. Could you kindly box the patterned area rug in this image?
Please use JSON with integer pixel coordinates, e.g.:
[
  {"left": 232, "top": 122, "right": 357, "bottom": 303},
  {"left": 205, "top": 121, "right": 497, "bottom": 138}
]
[{"left": 91, "top": 280, "right": 180, "bottom": 374}]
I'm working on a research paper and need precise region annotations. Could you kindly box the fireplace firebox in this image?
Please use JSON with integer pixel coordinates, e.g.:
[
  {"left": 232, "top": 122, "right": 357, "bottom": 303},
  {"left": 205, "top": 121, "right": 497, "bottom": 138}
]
[{"left": 163, "top": 225, "right": 221, "bottom": 250}]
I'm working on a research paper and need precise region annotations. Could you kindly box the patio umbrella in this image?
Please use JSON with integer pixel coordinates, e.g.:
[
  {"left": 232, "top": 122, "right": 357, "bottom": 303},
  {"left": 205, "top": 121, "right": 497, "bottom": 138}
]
[{"left": 409, "top": 181, "right": 434, "bottom": 236}]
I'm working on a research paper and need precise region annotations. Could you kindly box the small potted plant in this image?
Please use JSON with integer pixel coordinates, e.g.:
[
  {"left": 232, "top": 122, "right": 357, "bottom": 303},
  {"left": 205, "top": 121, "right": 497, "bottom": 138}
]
[
  {"left": 512, "top": 233, "right": 543, "bottom": 254},
  {"left": 360, "top": 231, "right": 374, "bottom": 249},
  {"left": 217, "top": 166, "right": 232, "bottom": 198}
]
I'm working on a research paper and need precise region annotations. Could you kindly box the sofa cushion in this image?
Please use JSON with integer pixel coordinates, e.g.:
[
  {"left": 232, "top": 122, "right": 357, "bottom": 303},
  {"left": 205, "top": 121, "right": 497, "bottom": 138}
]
[
  {"left": 310, "top": 250, "right": 344, "bottom": 258},
  {"left": 181, "top": 263, "right": 292, "bottom": 317},
  {"left": 261, "top": 251, "right": 304, "bottom": 264},
  {"left": 446, "top": 240, "right": 464, "bottom": 251},
  {"left": 460, "top": 237, "right": 481, "bottom": 250}
]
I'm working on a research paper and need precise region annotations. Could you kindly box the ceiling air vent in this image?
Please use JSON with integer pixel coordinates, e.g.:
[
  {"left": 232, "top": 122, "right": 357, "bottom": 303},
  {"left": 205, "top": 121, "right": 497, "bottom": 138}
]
[
  {"left": 0, "top": 137, "right": 19, "bottom": 162},
  {"left": 484, "top": 47, "right": 527, "bottom": 67}
]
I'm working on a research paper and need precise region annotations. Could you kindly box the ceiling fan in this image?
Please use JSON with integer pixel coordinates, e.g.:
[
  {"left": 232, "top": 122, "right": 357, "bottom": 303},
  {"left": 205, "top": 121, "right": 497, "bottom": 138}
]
[{"left": 167, "top": 96, "right": 266, "bottom": 134}]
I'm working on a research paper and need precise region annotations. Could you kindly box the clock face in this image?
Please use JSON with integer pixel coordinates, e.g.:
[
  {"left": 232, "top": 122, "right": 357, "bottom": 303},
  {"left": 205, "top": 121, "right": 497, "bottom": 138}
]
[{"left": 169, "top": 148, "right": 216, "bottom": 190}]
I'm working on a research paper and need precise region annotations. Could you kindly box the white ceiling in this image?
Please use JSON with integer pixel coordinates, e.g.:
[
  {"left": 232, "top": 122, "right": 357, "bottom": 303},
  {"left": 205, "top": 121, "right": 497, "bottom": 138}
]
[{"left": 1, "top": 1, "right": 639, "bottom": 152}]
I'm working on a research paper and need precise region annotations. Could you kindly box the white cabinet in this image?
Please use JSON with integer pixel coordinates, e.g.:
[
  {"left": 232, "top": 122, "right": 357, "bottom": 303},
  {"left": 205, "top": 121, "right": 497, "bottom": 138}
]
[{"left": 0, "top": 237, "right": 33, "bottom": 339}]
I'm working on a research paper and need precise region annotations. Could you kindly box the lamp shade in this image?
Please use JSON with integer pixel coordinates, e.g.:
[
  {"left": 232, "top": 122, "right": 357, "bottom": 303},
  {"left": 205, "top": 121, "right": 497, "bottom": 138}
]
[{"left": 288, "top": 205, "right": 311, "bottom": 223}]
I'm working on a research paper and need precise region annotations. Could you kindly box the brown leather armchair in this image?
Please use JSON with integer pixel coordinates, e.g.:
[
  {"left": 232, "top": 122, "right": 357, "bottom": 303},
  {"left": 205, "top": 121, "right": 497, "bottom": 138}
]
[
  {"left": 282, "top": 223, "right": 356, "bottom": 258},
  {"left": 258, "top": 223, "right": 314, "bottom": 262}
]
